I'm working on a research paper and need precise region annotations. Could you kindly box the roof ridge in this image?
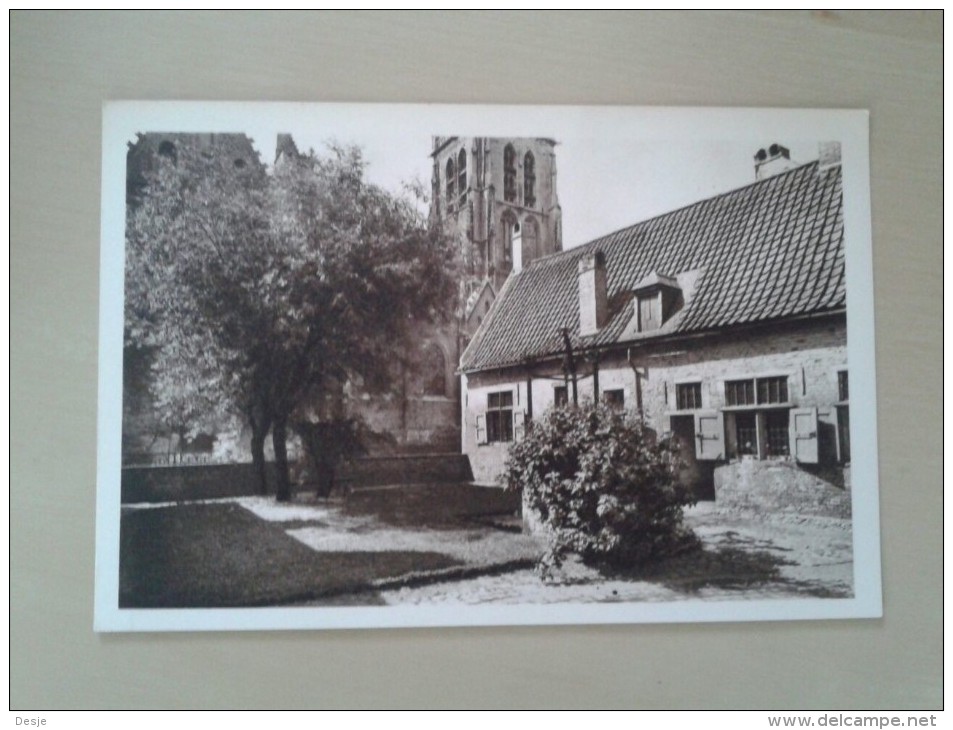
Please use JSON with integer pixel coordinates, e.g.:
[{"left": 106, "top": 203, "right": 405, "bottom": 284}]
[
  {"left": 463, "top": 158, "right": 843, "bottom": 373},
  {"left": 525, "top": 159, "right": 822, "bottom": 267}
]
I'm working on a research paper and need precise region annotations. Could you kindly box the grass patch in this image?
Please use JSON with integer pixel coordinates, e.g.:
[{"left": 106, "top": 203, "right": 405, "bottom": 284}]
[
  {"left": 344, "top": 482, "right": 521, "bottom": 530},
  {"left": 120, "top": 502, "right": 461, "bottom": 608}
]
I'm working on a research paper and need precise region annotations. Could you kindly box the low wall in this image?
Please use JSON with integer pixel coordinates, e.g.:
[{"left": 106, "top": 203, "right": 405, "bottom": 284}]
[
  {"left": 713, "top": 459, "right": 851, "bottom": 519},
  {"left": 121, "top": 453, "right": 474, "bottom": 503},
  {"left": 121, "top": 462, "right": 278, "bottom": 504},
  {"left": 337, "top": 454, "right": 472, "bottom": 488}
]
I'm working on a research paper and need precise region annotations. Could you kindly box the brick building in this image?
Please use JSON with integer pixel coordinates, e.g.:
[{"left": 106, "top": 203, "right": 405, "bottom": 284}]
[{"left": 459, "top": 143, "right": 850, "bottom": 509}]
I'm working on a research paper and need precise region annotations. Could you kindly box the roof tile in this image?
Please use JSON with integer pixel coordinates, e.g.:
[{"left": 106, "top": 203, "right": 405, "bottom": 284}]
[{"left": 462, "top": 161, "right": 845, "bottom": 372}]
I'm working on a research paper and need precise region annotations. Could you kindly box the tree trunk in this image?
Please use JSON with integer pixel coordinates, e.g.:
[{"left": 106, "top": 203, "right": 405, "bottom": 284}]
[
  {"left": 248, "top": 399, "right": 272, "bottom": 496},
  {"left": 250, "top": 426, "right": 269, "bottom": 495},
  {"left": 273, "top": 414, "right": 292, "bottom": 502}
]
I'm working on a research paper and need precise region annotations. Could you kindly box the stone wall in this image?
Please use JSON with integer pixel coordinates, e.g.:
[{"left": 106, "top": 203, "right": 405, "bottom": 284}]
[
  {"left": 337, "top": 453, "right": 473, "bottom": 488},
  {"left": 462, "top": 316, "right": 848, "bottom": 486},
  {"left": 121, "top": 463, "right": 278, "bottom": 504},
  {"left": 713, "top": 459, "right": 852, "bottom": 519},
  {"left": 121, "top": 453, "right": 473, "bottom": 503}
]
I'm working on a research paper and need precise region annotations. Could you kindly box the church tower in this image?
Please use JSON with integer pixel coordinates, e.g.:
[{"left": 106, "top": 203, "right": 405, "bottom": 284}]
[{"left": 431, "top": 137, "right": 563, "bottom": 301}]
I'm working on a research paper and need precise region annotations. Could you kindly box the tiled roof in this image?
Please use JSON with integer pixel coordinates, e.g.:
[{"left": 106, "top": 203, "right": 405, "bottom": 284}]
[{"left": 461, "top": 161, "right": 844, "bottom": 372}]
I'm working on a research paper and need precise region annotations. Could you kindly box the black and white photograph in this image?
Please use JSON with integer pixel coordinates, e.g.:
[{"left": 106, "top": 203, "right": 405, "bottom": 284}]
[{"left": 95, "top": 103, "right": 880, "bottom": 631}]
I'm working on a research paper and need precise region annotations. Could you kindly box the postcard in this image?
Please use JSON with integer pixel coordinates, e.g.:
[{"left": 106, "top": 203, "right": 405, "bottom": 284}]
[{"left": 95, "top": 102, "right": 880, "bottom": 631}]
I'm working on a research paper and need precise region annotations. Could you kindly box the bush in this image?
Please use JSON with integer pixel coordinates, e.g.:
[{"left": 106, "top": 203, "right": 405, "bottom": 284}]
[{"left": 502, "top": 401, "right": 698, "bottom": 576}]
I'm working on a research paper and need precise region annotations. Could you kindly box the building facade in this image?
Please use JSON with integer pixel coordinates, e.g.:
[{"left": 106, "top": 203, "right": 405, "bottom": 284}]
[{"left": 459, "top": 144, "right": 850, "bottom": 508}]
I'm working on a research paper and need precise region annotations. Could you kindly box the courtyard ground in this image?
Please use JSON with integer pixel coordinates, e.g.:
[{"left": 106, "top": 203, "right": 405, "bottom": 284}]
[{"left": 119, "top": 482, "right": 852, "bottom": 608}]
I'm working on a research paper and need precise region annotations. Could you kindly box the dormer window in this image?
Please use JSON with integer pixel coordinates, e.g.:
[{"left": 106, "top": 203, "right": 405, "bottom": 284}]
[{"left": 632, "top": 271, "right": 681, "bottom": 332}]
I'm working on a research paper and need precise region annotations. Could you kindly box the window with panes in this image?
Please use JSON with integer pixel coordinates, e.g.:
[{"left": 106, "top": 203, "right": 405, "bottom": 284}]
[
  {"left": 725, "top": 376, "right": 788, "bottom": 407},
  {"left": 486, "top": 391, "right": 514, "bottom": 443},
  {"left": 676, "top": 382, "right": 703, "bottom": 410}
]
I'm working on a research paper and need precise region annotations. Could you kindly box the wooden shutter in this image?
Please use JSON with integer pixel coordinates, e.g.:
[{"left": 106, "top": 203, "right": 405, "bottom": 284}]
[
  {"left": 513, "top": 410, "right": 526, "bottom": 441},
  {"left": 790, "top": 407, "right": 819, "bottom": 464},
  {"left": 693, "top": 410, "right": 725, "bottom": 460},
  {"left": 475, "top": 414, "right": 488, "bottom": 445}
]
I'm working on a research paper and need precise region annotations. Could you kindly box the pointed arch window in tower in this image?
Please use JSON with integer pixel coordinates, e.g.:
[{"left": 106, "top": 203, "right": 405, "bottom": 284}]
[
  {"left": 457, "top": 148, "right": 467, "bottom": 204},
  {"left": 423, "top": 344, "right": 448, "bottom": 397},
  {"left": 446, "top": 157, "right": 456, "bottom": 210},
  {"left": 501, "top": 214, "right": 518, "bottom": 266},
  {"left": 503, "top": 144, "right": 517, "bottom": 203},
  {"left": 523, "top": 152, "right": 536, "bottom": 207}
]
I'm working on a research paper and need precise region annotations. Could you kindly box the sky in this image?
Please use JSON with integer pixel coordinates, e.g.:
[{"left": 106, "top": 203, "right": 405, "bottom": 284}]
[{"left": 246, "top": 130, "right": 823, "bottom": 249}]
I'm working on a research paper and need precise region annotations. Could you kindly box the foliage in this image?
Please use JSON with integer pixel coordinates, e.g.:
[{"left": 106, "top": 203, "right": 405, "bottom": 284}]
[
  {"left": 501, "top": 401, "right": 698, "bottom": 577},
  {"left": 126, "top": 136, "right": 458, "bottom": 499},
  {"left": 293, "top": 418, "right": 368, "bottom": 498}
]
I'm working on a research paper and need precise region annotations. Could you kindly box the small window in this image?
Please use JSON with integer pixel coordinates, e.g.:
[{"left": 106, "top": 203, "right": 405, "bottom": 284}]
[
  {"left": 603, "top": 389, "right": 625, "bottom": 410},
  {"left": 503, "top": 144, "right": 517, "bottom": 203},
  {"left": 757, "top": 376, "right": 788, "bottom": 405},
  {"left": 726, "top": 376, "right": 788, "bottom": 406},
  {"left": 553, "top": 385, "right": 568, "bottom": 407},
  {"left": 838, "top": 370, "right": 849, "bottom": 402},
  {"left": 637, "top": 294, "right": 661, "bottom": 332},
  {"left": 457, "top": 148, "right": 467, "bottom": 201},
  {"left": 486, "top": 391, "right": 514, "bottom": 443},
  {"left": 501, "top": 216, "right": 518, "bottom": 264},
  {"left": 523, "top": 152, "right": 536, "bottom": 207},
  {"left": 676, "top": 382, "right": 703, "bottom": 410},
  {"left": 446, "top": 157, "right": 456, "bottom": 207},
  {"left": 725, "top": 379, "right": 756, "bottom": 406}
]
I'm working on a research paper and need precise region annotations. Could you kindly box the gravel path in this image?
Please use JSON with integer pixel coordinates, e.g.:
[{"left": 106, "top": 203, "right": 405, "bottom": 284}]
[
  {"left": 233, "top": 495, "right": 853, "bottom": 606},
  {"left": 374, "top": 504, "right": 854, "bottom": 605}
]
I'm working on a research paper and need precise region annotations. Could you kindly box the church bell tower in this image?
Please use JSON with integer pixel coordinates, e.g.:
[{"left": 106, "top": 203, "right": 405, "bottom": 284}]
[{"left": 431, "top": 137, "right": 563, "bottom": 298}]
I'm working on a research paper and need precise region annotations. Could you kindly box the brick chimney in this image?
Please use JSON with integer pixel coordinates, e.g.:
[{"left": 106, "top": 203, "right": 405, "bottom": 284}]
[
  {"left": 578, "top": 250, "right": 608, "bottom": 336},
  {"left": 754, "top": 143, "right": 796, "bottom": 180},
  {"left": 818, "top": 141, "right": 842, "bottom": 171}
]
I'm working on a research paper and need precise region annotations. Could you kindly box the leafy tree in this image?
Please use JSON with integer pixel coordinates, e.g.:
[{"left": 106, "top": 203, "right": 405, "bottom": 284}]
[
  {"left": 126, "top": 136, "right": 457, "bottom": 500},
  {"left": 502, "top": 401, "right": 698, "bottom": 577}
]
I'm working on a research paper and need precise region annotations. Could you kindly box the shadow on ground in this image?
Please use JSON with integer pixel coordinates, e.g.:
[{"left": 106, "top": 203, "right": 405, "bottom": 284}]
[
  {"left": 120, "top": 502, "right": 462, "bottom": 608},
  {"left": 599, "top": 545, "right": 789, "bottom": 594},
  {"left": 343, "top": 482, "right": 521, "bottom": 530}
]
